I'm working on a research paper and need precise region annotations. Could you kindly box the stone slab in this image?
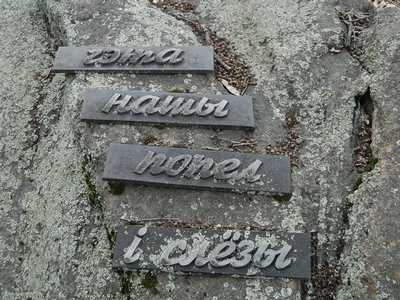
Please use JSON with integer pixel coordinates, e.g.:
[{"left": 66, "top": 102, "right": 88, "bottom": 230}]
[
  {"left": 80, "top": 88, "right": 255, "bottom": 129},
  {"left": 113, "top": 225, "right": 311, "bottom": 280},
  {"left": 52, "top": 46, "right": 214, "bottom": 74},
  {"left": 102, "top": 144, "right": 291, "bottom": 195}
]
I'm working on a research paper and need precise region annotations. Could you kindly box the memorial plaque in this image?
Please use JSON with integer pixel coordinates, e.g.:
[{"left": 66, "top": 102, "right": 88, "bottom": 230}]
[
  {"left": 80, "top": 88, "right": 255, "bottom": 129},
  {"left": 113, "top": 225, "right": 311, "bottom": 280},
  {"left": 103, "top": 144, "right": 291, "bottom": 195},
  {"left": 52, "top": 46, "right": 213, "bottom": 74}
]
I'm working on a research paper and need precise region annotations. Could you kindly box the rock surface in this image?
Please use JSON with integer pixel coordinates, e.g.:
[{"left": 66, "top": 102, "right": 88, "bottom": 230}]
[
  {"left": 337, "top": 6, "right": 400, "bottom": 300},
  {"left": 0, "top": 0, "right": 399, "bottom": 299}
]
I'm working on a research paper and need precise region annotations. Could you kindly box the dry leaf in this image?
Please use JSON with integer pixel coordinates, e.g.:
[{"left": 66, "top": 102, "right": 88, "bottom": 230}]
[{"left": 221, "top": 79, "right": 240, "bottom": 96}]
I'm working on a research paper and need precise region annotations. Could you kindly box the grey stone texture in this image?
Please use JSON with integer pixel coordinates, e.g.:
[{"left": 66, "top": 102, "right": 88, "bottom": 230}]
[
  {"left": 337, "top": 6, "right": 400, "bottom": 300},
  {"left": 0, "top": 0, "right": 399, "bottom": 299}
]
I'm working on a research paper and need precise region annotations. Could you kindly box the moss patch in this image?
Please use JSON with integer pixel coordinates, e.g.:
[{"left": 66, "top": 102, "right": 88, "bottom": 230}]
[
  {"left": 141, "top": 271, "right": 159, "bottom": 294},
  {"left": 353, "top": 176, "right": 363, "bottom": 191},
  {"left": 168, "top": 86, "right": 186, "bottom": 93},
  {"left": 109, "top": 182, "right": 125, "bottom": 195},
  {"left": 273, "top": 194, "right": 291, "bottom": 203},
  {"left": 365, "top": 157, "right": 378, "bottom": 172},
  {"left": 119, "top": 271, "right": 134, "bottom": 299},
  {"left": 81, "top": 153, "right": 102, "bottom": 209},
  {"left": 105, "top": 226, "right": 117, "bottom": 251}
]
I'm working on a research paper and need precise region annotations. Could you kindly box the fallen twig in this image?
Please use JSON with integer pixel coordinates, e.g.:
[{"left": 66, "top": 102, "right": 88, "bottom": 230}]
[
  {"left": 202, "top": 146, "right": 220, "bottom": 151},
  {"left": 121, "top": 215, "right": 181, "bottom": 223}
]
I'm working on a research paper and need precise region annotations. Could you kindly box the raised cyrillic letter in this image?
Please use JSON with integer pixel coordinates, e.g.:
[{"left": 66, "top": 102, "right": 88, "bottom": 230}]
[
  {"left": 183, "top": 154, "right": 214, "bottom": 179},
  {"left": 101, "top": 93, "right": 133, "bottom": 113},
  {"left": 165, "top": 155, "right": 193, "bottom": 176},
  {"left": 134, "top": 151, "right": 167, "bottom": 175},
  {"left": 156, "top": 48, "right": 184, "bottom": 64},
  {"left": 214, "top": 159, "right": 241, "bottom": 180}
]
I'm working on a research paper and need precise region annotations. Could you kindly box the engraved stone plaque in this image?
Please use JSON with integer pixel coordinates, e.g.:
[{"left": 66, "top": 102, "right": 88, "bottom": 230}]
[
  {"left": 113, "top": 225, "right": 311, "bottom": 280},
  {"left": 80, "top": 88, "right": 255, "bottom": 129},
  {"left": 103, "top": 144, "right": 291, "bottom": 195},
  {"left": 52, "top": 46, "right": 213, "bottom": 74}
]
